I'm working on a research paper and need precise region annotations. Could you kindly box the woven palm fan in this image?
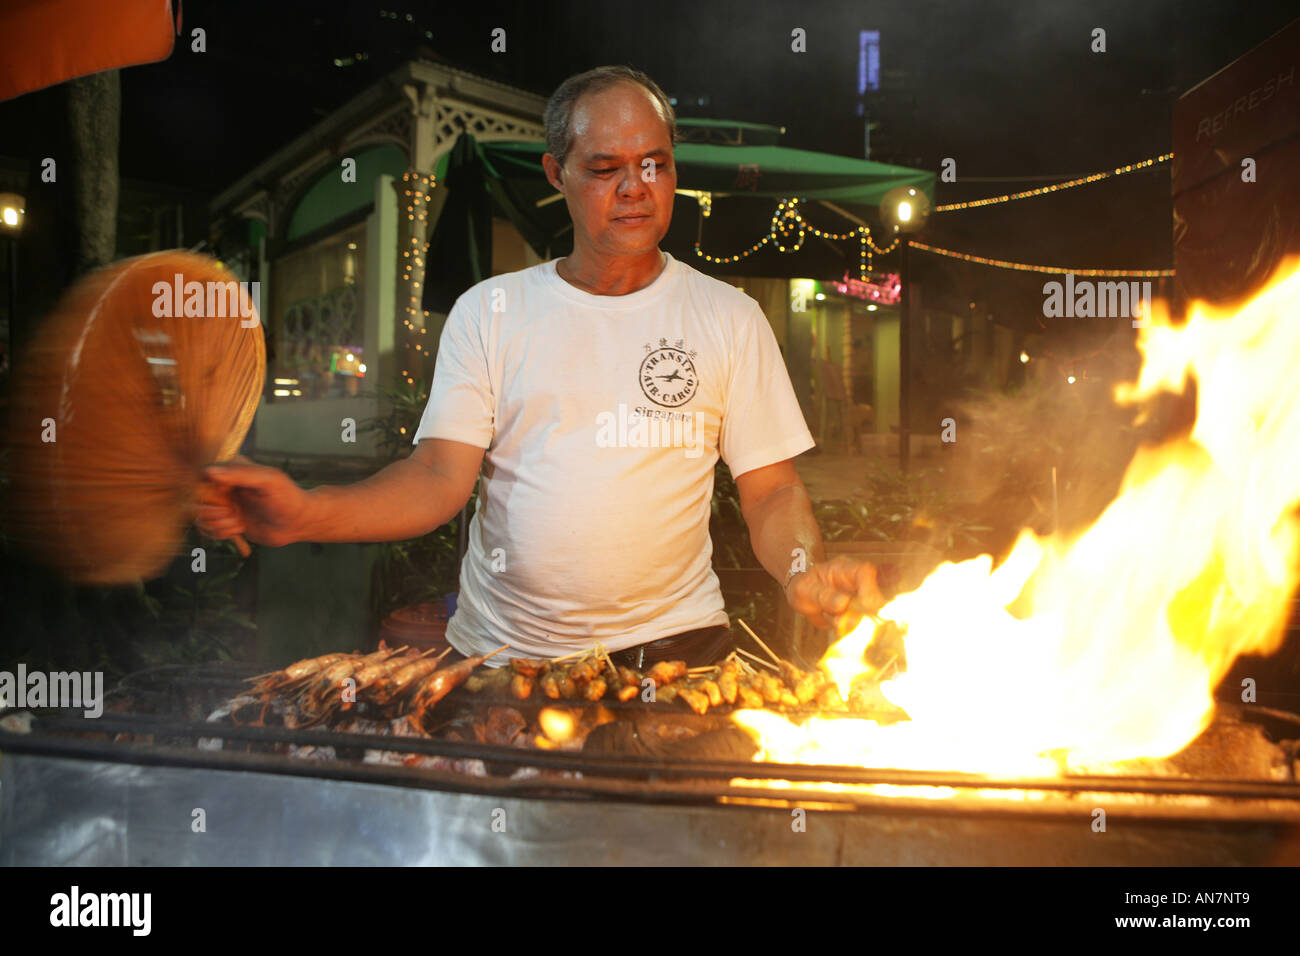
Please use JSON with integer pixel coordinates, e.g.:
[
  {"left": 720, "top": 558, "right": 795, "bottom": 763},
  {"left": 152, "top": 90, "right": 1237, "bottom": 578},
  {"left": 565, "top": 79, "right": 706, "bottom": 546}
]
[{"left": 6, "top": 251, "right": 265, "bottom": 584}]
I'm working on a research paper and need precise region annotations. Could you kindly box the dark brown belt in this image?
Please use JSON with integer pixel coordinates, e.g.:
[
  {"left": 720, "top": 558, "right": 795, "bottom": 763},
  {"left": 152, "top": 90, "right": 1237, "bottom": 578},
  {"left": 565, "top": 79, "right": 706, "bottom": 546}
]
[{"left": 609, "top": 624, "right": 735, "bottom": 668}]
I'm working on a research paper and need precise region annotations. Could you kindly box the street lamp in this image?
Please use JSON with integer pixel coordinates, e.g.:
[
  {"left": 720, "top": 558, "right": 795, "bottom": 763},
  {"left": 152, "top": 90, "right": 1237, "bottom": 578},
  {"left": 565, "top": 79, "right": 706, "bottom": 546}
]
[
  {"left": 0, "top": 192, "right": 24, "bottom": 371},
  {"left": 879, "top": 185, "right": 930, "bottom": 474},
  {"left": 880, "top": 185, "right": 930, "bottom": 234},
  {"left": 0, "top": 192, "right": 24, "bottom": 237}
]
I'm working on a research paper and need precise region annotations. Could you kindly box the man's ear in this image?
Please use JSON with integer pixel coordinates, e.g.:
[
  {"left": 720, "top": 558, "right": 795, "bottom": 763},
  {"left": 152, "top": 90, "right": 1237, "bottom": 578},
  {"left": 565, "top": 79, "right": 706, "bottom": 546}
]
[{"left": 542, "top": 152, "right": 565, "bottom": 192}]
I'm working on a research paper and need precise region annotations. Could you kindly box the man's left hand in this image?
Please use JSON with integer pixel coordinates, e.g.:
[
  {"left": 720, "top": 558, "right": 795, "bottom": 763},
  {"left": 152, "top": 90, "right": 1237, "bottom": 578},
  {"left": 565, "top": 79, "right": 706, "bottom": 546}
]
[{"left": 785, "top": 556, "right": 886, "bottom": 632}]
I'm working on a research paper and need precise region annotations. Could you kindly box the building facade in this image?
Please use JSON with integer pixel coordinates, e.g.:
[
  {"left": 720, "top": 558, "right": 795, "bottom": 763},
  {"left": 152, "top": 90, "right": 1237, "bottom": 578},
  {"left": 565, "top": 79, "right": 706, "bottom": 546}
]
[{"left": 210, "top": 58, "right": 549, "bottom": 461}]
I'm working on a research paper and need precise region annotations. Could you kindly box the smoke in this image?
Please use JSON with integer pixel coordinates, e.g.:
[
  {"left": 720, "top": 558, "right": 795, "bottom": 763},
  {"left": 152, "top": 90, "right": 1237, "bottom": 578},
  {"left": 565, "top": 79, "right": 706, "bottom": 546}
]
[{"left": 936, "top": 329, "right": 1196, "bottom": 563}]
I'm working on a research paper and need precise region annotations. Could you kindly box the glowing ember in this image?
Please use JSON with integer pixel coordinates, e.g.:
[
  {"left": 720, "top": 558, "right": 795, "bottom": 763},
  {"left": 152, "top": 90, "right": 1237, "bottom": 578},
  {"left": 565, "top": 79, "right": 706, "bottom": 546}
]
[
  {"left": 736, "top": 259, "right": 1300, "bottom": 778},
  {"left": 538, "top": 707, "right": 579, "bottom": 743}
]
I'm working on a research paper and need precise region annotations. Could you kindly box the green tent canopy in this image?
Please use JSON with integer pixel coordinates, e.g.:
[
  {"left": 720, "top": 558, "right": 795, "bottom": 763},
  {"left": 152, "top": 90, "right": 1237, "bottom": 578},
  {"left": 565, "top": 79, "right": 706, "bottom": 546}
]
[
  {"left": 424, "top": 131, "right": 936, "bottom": 312},
  {"left": 674, "top": 117, "right": 787, "bottom": 146},
  {"left": 487, "top": 139, "right": 932, "bottom": 204}
]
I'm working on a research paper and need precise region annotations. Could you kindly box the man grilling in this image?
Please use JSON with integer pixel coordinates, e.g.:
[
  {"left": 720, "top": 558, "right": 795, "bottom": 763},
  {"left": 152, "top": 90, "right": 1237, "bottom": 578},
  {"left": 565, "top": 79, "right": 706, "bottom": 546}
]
[{"left": 199, "top": 65, "right": 884, "bottom": 666}]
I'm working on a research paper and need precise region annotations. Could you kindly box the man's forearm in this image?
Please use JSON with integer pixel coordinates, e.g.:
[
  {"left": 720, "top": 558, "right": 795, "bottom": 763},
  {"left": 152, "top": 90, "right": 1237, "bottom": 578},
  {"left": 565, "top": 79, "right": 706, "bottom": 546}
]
[
  {"left": 744, "top": 483, "right": 826, "bottom": 588},
  {"left": 297, "top": 456, "right": 470, "bottom": 544}
]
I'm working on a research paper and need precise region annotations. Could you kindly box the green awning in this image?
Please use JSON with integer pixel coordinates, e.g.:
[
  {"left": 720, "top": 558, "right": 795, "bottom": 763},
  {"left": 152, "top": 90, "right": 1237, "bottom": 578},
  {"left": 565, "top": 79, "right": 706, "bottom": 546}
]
[
  {"left": 675, "top": 117, "right": 786, "bottom": 146},
  {"left": 490, "top": 140, "right": 931, "bottom": 203},
  {"left": 424, "top": 131, "right": 935, "bottom": 312}
]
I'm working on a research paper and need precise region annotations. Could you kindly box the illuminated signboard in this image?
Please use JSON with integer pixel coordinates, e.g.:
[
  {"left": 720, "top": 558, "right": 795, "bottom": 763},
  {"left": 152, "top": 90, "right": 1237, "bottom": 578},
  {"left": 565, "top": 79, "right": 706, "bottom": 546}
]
[
  {"left": 859, "top": 30, "right": 880, "bottom": 93},
  {"left": 833, "top": 271, "right": 900, "bottom": 304}
]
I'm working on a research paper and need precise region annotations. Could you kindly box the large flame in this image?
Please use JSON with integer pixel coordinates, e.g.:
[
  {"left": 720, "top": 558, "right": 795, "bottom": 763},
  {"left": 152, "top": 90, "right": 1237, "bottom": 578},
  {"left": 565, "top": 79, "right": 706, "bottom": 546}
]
[{"left": 736, "top": 260, "right": 1300, "bottom": 777}]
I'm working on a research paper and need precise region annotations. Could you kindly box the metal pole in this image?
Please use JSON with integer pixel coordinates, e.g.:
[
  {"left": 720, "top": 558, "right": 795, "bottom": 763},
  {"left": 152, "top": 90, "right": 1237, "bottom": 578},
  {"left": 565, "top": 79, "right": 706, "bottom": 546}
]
[
  {"left": 7, "top": 238, "right": 16, "bottom": 358},
  {"left": 899, "top": 237, "right": 911, "bottom": 475}
]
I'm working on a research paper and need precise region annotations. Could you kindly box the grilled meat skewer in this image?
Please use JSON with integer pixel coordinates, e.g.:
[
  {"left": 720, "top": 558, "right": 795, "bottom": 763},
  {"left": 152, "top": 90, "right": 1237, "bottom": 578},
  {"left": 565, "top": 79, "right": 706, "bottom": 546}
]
[{"left": 406, "top": 647, "right": 506, "bottom": 729}]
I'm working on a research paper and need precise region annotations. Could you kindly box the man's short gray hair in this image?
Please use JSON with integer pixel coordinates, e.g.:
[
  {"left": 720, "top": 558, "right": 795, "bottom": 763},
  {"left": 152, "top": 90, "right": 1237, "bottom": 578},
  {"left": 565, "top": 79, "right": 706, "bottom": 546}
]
[{"left": 544, "top": 65, "right": 678, "bottom": 168}]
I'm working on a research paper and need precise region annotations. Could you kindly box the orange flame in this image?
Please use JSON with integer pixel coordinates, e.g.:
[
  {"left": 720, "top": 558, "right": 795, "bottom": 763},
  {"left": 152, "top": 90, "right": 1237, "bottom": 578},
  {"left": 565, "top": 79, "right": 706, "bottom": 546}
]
[{"left": 736, "top": 260, "right": 1300, "bottom": 777}]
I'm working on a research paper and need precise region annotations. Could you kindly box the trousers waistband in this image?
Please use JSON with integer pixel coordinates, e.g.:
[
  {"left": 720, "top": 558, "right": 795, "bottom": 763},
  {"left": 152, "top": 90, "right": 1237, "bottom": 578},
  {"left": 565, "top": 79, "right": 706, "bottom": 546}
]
[{"left": 609, "top": 624, "right": 734, "bottom": 669}]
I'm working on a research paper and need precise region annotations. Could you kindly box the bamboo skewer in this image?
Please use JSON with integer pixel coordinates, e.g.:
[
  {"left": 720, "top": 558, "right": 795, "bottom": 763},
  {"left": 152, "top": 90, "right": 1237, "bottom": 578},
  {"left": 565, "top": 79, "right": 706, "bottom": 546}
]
[
  {"left": 549, "top": 643, "right": 613, "bottom": 666},
  {"left": 876, "top": 651, "right": 899, "bottom": 681},
  {"left": 723, "top": 650, "right": 761, "bottom": 677},
  {"left": 735, "top": 647, "right": 779, "bottom": 672},
  {"left": 738, "top": 619, "right": 782, "bottom": 664}
]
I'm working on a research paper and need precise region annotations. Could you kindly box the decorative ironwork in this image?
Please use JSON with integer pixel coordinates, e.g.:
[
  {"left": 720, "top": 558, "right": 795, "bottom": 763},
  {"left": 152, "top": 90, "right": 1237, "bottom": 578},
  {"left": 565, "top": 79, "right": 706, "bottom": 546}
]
[
  {"left": 279, "top": 284, "right": 361, "bottom": 371},
  {"left": 430, "top": 101, "right": 543, "bottom": 157},
  {"left": 342, "top": 103, "right": 414, "bottom": 154}
]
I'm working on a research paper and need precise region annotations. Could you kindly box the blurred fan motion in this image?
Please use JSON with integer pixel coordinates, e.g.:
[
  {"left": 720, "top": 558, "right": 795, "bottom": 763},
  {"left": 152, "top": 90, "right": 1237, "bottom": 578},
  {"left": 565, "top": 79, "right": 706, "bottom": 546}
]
[{"left": 6, "top": 251, "right": 265, "bottom": 584}]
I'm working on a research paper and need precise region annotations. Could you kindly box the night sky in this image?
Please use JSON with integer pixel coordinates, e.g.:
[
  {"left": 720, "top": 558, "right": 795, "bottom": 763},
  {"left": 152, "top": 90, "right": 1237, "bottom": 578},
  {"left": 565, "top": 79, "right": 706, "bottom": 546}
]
[{"left": 3, "top": 0, "right": 1296, "bottom": 325}]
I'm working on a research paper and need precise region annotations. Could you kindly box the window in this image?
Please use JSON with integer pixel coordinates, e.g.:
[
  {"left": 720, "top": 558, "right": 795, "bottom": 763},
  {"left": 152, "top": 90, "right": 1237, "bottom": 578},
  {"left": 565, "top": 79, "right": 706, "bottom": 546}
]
[{"left": 268, "top": 223, "right": 367, "bottom": 400}]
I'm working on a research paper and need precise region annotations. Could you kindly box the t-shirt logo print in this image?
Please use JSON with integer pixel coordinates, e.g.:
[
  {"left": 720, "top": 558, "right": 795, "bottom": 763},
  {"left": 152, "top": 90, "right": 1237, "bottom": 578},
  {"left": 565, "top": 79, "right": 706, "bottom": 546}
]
[{"left": 639, "top": 338, "right": 699, "bottom": 407}]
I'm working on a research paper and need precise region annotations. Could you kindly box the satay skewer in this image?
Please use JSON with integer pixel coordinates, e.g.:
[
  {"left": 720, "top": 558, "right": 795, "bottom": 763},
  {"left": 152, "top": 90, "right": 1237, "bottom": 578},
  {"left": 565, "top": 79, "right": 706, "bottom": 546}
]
[
  {"left": 550, "top": 642, "right": 612, "bottom": 664},
  {"left": 738, "top": 619, "right": 782, "bottom": 664},
  {"left": 735, "top": 647, "right": 779, "bottom": 672}
]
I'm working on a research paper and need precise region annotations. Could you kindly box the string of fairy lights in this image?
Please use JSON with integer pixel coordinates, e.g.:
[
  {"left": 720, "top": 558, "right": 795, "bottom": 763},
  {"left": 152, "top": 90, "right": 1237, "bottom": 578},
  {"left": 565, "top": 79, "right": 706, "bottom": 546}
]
[
  {"left": 398, "top": 170, "right": 436, "bottom": 390},
  {"left": 694, "top": 197, "right": 900, "bottom": 277},
  {"left": 693, "top": 151, "right": 1175, "bottom": 277},
  {"left": 906, "top": 240, "right": 1175, "bottom": 277},
  {"left": 389, "top": 152, "right": 1173, "bottom": 391},
  {"left": 932, "top": 152, "right": 1173, "bottom": 212}
]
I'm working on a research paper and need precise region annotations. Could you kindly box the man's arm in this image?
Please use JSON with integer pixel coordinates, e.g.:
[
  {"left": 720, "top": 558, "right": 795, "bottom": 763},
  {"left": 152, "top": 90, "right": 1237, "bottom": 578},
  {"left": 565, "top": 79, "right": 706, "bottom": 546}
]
[
  {"left": 735, "top": 459, "right": 884, "bottom": 630},
  {"left": 199, "top": 438, "right": 484, "bottom": 546}
]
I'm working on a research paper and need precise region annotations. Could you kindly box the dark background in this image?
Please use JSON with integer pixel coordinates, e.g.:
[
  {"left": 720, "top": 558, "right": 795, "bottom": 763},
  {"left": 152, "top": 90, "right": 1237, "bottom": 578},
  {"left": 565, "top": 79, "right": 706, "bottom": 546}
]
[
  {"left": 6, "top": 0, "right": 1295, "bottom": 271},
  {"left": 3, "top": 0, "right": 1295, "bottom": 331}
]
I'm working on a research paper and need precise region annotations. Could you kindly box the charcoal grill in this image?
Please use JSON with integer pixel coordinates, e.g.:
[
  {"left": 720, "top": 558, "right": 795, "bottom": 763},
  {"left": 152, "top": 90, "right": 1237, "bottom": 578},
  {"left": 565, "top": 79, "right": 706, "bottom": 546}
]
[{"left": 2, "top": 662, "right": 1300, "bottom": 865}]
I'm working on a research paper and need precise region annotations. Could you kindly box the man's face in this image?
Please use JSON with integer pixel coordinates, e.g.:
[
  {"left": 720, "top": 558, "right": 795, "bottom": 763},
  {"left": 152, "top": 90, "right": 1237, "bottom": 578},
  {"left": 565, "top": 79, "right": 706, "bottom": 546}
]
[{"left": 543, "top": 83, "right": 677, "bottom": 259}]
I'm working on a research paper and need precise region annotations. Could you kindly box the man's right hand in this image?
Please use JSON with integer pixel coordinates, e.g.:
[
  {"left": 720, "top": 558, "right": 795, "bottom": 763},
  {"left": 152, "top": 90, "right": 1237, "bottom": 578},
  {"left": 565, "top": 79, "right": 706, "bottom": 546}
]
[
  {"left": 196, "top": 440, "right": 484, "bottom": 548},
  {"left": 198, "top": 458, "right": 310, "bottom": 548}
]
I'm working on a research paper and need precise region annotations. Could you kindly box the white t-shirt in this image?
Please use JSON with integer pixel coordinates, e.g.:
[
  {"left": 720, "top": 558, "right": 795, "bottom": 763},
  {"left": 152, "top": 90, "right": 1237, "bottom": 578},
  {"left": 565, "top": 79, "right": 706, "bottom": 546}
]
[{"left": 411, "top": 250, "right": 815, "bottom": 660}]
